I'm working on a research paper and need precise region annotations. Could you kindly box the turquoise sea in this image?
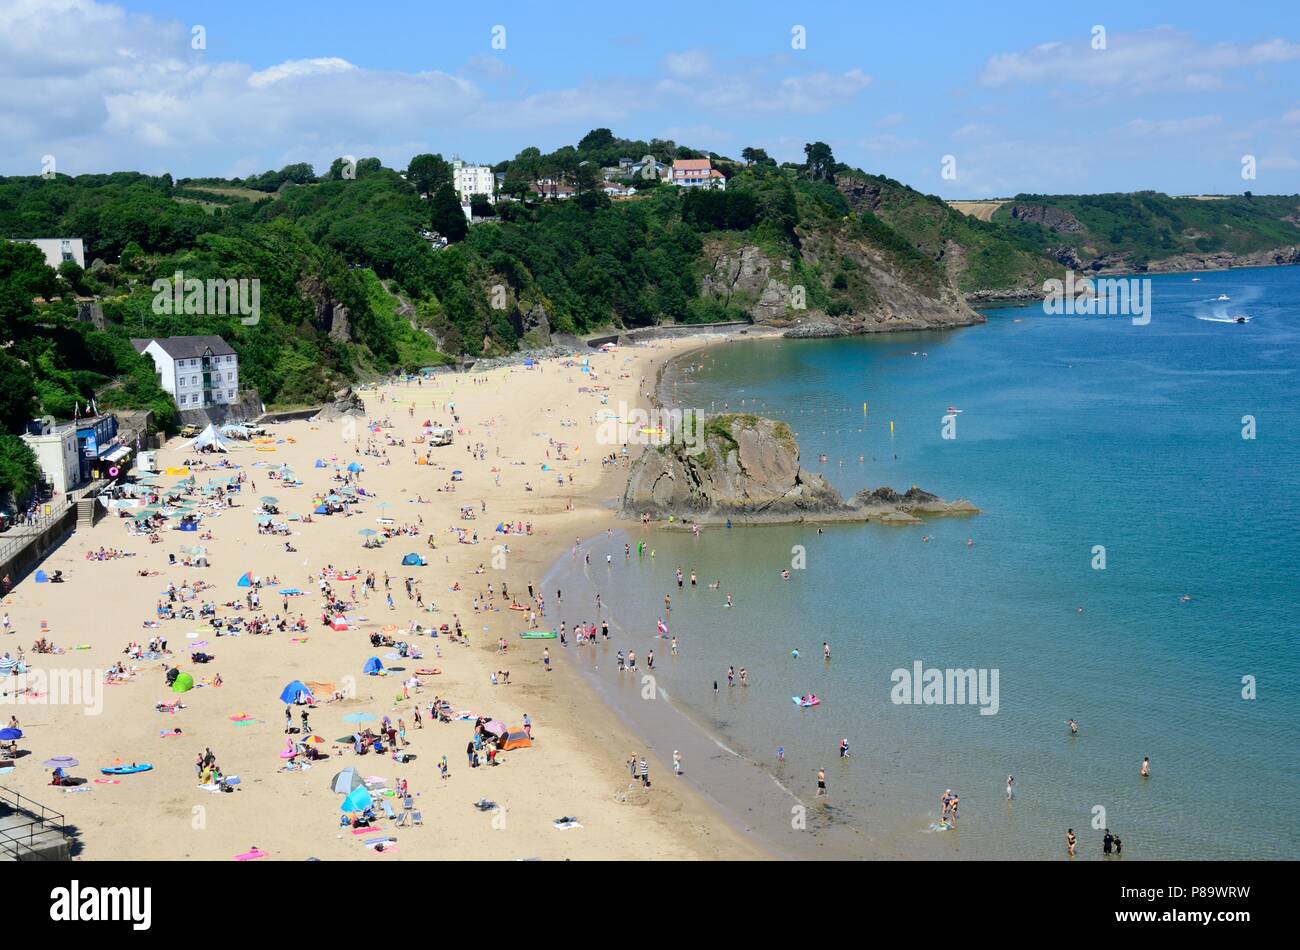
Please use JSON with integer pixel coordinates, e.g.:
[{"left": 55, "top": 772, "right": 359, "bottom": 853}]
[{"left": 547, "top": 266, "right": 1300, "bottom": 859}]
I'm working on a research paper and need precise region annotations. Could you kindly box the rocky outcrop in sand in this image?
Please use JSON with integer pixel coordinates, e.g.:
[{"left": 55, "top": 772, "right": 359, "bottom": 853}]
[{"left": 622, "top": 414, "right": 977, "bottom": 524}]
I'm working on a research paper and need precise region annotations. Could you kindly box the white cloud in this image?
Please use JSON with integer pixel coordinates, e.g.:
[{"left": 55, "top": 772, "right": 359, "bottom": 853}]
[
  {"left": 980, "top": 27, "right": 1300, "bottom": 93},
  {"left": 663, "top": 49, "right": 711, "bottom": 79},
  {"left": 1124, "top": 115, "right": 1224, "bottom": 137}
]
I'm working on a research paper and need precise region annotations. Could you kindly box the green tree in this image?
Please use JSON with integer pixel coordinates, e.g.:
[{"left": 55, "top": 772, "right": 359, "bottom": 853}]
[
  {"left": 0, "top": 434, "right": 42, "bottom": 505},
  {"left": 429, "top": 184, "right": 468, "bottom": 243},
  {"left": 407, "top": 153, "right": 452, "bottom": 197},
  {"left": 803, "top": 141, "right": 836, "bottom": 182},
  {"left": 0, "top": 350, "right": 38, "bottom": 432}
]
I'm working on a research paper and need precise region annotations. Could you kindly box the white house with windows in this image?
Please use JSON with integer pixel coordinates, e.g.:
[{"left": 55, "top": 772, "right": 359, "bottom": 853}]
[
  {"left": 12, "top": 238, "right": 86, "bottom": 269},
  {"left": 668, "top": 158, "right": 726, "bottom": 190},
  {"left": 131, "top": 335, "right": 240, "bottom": 409},
  {"left": 452, "top": 157, "right": 496, "bottom": 204}
]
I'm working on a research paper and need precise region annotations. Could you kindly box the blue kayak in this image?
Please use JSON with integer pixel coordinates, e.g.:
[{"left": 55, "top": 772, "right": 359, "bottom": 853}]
[{"left": 100, "top": 764, "right": 153, "bottom": 775}]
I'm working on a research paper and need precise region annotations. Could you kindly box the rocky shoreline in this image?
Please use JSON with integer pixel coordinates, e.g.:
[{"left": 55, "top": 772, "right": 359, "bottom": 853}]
[{"left": 620, "top": 413, "right": 977, "bottom": 526}]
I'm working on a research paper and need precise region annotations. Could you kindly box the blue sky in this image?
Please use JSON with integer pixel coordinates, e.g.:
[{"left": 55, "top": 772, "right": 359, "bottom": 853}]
[{"left": 3, "top": 0, "right": 1298, "bottom": 196}]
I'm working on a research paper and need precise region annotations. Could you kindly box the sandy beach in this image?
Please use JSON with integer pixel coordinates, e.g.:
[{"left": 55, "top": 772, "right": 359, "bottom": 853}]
[{"left": 1, "top": 335, "right": 766, "bottom": 861}]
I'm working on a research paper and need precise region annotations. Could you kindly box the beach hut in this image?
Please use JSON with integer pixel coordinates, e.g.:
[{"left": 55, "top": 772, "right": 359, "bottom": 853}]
[
  {"left": 362, "top": 657, "right": 384, "bottom": 675},
  {"left": 401, "top": 552, "right": 425, "bottom": 566},
  {"left": 171, "top": 672, "right": 195, "bottom": 693},
  {"left": 279, "top": 680, "right": 314, "bottom": 705}
]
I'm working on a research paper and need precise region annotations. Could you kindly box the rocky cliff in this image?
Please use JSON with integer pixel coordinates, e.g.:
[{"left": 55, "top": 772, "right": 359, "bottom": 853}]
[{"left": 622, "top": 414, "right": 977, "bottom": 524}]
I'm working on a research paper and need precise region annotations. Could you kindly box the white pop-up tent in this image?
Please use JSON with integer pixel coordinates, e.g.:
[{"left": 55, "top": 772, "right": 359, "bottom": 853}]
[{"left": 190, "top": 423, "right": 230, "bottom": 453}]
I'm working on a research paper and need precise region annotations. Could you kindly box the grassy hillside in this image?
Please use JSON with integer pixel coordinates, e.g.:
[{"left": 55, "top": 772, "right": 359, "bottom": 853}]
[{"left": 990, "top": 191, "right": 1300, "bottom": 266}]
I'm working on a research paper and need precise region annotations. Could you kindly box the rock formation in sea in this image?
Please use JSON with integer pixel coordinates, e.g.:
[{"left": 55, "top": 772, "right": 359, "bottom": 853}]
[{"left": 621, "top": 413, "right": 978, "bottom": 524}]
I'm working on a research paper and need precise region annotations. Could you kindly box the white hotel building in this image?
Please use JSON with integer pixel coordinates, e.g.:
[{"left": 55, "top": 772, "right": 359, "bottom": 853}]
[
  {"left": 132, "top": 335, "right": 240, "bottom": 409},
  {"left": 452, "top": 157, "right": 496, "bottom": 204}
]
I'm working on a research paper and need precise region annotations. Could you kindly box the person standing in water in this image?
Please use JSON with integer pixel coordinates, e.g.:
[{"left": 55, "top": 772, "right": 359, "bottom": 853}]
[
  {"left": 672, "top": 750, "right": 682, "bottom": 776},
  {"left": 816, "top": 767, "right": 827, "bottom": 797},
  {"left": 1066, "top": 718, "right": 1079, "bottom": 736},
  {"left": 823, "top": 642, "right": 831, "bottom": 660},
  {"left": 1141, "top": 756, "right": 1150, "bottom": 778},
  {"left": 1066, "top": 828, "right": 1077, "bottom": 857},
  {"left": 839, "top": 738, "right": 850, "bottom": 758},
  {"left": 1006, "top": 775, "right": 1014, "bottom": 800}
]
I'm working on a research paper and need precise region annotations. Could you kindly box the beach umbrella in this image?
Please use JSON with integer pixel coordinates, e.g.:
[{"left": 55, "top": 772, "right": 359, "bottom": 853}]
[
  {"left": 0, "top": 657, "right": 17, "bottom": 675},
  {"left": 43, "top": 756, "right": 79, "bottom": 769},
  {"left": 342, "top": 712, "right": 375, "bottom": 725},
  {"left": 0, "top": 727, "right": 22, "bottom": 741},
  {"left": 331, "top": 767, "right": 365, "bottom": 794},
  {"left": 346, "top": 462, "right": 363, "bottom": 473},
  {"left": 481, "top": 720, "right": 507, "bottom": 738},
  {"left": 340, "top": 786, "right": 372, "bottom": 813},
  {"left": 260, "top": 496, "right": 279, "bottom": 505},
  {"left": 304, "top": 735, "right": 325, "bottom": 745},
  {"left": 376, "top": 502, "right": 392, "bottom": 510},
  {"left": 358, "top": 529, "right": 377, "bottom": 537},
  {"left": 133, "top": 511, "right": 154, "bottom": 522}
]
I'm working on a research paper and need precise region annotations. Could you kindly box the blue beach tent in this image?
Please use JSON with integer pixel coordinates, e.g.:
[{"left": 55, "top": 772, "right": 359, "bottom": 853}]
[
  {"left": 279, "top": 680, "right": 314, "bottom": 705},
  {"left": 401, "top": 553, "right": 425, "bottom": 566},
  {"left": 237, "top": 572, "right": 252, "bottom": 587},
  {"left": 34, "top": 570, "right": 49, "bottom": 583},
  {"left": 363, "top": 657, "right": 384, "bottom": 675}
]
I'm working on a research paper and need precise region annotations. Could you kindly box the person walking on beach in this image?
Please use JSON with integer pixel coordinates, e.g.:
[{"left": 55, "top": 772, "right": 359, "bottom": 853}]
[
  {"left": 522, "top": 713, "right": 532, "bottom": 739},
  {"left": 1066, "top": 828, "right": 1077, "bottom": 857},
  {"left": 647, "top": 649, "right": 654, "bottom": 670},
  {"left": 284, "top": 707, "right": 292, "bottom": 734},
  {"left": 439, "top": 755, "right": 449, "bottom": 781},
  {"left": 638, "top": 756, "right": 650, "bottom": 787},
  {"left": 301, "top": 709, "right": 311, "bottom": 734},
  {"left": 673, "top": 750, "right": 682, "bottom": 776},
  {"left": 542, "top": 647, "right": 551, "bottom": 671},
  {"left": 816, "top": 767, "right": 827, "bottom": 797}
]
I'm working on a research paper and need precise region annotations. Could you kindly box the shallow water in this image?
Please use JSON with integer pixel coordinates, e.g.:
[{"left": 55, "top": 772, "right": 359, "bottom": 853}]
[{"left": 548, "top": 266, "right": 1300, "bottom": 859}]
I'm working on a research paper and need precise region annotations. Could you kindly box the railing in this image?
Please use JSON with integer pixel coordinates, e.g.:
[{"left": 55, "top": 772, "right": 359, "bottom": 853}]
[
  {"left": 0, "top": 496, "right": 74, "bottom": 569},
  {"left": 0, "top": 785, "right": 69, "bottom": 860}
]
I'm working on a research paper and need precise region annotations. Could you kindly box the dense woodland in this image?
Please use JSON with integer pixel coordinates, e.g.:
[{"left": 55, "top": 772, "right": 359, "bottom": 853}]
[{"left": 2, "top": 129, "right": 1296, "bottom": 503}]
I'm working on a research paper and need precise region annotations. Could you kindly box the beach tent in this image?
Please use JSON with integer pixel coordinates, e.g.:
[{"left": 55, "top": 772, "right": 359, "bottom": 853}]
[
  {"left": 279, "top": 680, "right": 314, "bottom": 705},
  {"left": 329, "top": 616, "right": 349, "bottom": 632},
  {"left": 237, "top": 572, "right": 253, "bottom": 587},
  {"left": 34, "top": 570, "right": 49, "bottom": 583},
  {"left": 346, "top": 462, "right": 363, "bottom": 473},
  {"left": 362, "top": 657, "right": 384, "bottom": 675},
  {"left": 314, "top": 504, "right": 329, "bottom": 515},
  {"left": 500, "top": 730, "right": 532, "bottom": 751},
  {"left": 314, "top": 459, "right": 327, "bottom": 468},
  {"left": 330, "top": 767, "right": 364, "bottom": 794},
  {"left": 190, "top": 424, "right": 230, "bottom": 453},
  {"left": 340, "top": 786, "right": 372, "bottom": 813},
  {"left": 401, "top": 553, "right": 425, "bottom": 566},
  {"left": 171, "top": 672, "right": 195, "bottom": 693},
  {"left": 480, "top": 719, "right": 507, "bottom": 738}
]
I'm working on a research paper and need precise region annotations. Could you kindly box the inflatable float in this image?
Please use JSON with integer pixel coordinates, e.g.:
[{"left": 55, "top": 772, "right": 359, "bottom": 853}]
[
  {"left": 415, "top": 668, "right": 442, "bottom": 676},
  {"left": 519, "top": 630, "right": 557, "bottom": 639},
  {"left": 792, "top": 696, "right": 821, "bottom": 707}
]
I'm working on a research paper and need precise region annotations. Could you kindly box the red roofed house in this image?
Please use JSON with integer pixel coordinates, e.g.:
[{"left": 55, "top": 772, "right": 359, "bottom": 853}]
[{"left": 668, "top": 158, "right": 726, "bottom": 191}]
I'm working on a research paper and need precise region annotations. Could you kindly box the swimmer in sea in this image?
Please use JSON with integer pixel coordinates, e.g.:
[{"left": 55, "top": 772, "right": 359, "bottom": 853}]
[
  {"left": 1066, "top": 719, "right": 1079, "bottom": 736},
  {"left": 1140, "top": 756, "right": 1150, "bottom": 778}
]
